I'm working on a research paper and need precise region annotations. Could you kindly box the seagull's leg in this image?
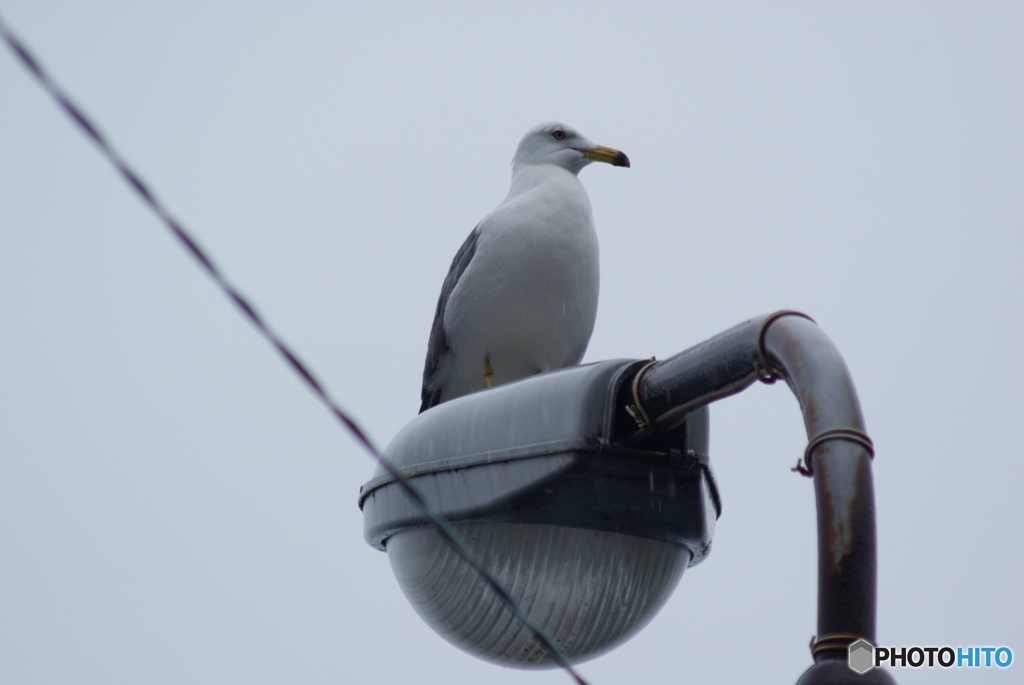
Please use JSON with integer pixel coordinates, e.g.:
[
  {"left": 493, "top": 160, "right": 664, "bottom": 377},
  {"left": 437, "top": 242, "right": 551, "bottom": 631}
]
[{"left": 483, "top": 354, "right": 495, "bottom": 388}]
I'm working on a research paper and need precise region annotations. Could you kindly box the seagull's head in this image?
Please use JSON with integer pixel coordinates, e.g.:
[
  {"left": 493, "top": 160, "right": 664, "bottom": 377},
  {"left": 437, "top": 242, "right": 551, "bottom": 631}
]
[{"left": 512, "top": 122, "right": 630, "bottom": 175}]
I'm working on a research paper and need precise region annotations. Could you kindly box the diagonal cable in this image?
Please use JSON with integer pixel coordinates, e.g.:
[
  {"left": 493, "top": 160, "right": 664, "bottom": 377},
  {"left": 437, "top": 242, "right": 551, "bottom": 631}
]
[{"left": 0, "top": 13, "right": 588, "bottom": 685}]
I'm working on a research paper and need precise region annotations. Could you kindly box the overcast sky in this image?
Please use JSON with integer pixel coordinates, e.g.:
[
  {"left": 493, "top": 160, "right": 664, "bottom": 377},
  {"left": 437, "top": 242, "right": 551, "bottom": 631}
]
[{"left": 1, "top": 3, "right": 1021, "bottom": 684}]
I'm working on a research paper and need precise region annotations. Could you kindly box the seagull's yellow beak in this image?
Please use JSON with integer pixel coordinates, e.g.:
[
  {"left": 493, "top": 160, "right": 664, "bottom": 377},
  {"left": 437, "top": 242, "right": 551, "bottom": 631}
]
[{"left": 577, "top": 144, "right": 630, "bottom": 168}]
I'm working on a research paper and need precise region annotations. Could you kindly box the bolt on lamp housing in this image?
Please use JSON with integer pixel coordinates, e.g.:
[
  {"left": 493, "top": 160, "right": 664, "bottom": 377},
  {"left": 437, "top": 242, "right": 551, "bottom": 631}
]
[{"left": 359, "top": 359, "right": 719, "bottom": 667}]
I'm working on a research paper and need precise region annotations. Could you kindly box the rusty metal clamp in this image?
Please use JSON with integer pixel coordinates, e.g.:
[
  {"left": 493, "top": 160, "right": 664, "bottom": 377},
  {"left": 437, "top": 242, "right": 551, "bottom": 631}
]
[
  {"left": 811, "top": 633, "right": 873, "bottom": 657},
  {"left": 793, "top": 427, "right": 875, "bottom": 477}
]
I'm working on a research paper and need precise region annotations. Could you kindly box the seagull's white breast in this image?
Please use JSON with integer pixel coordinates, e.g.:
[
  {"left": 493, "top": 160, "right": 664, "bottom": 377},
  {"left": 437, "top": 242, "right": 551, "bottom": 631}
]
[{"left": 441, "top": 165, "right": 599, "bottom": 395}]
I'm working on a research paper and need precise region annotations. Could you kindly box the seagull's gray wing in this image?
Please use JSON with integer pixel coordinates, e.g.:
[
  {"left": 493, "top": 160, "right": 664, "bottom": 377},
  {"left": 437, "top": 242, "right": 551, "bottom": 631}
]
[{"left": 420, "top": 225, "right": 481, "bottom": 412}]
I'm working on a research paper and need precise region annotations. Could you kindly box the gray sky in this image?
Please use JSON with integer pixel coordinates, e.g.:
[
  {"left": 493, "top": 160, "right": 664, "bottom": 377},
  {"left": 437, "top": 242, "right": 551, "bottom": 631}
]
[{"left": 1, "top": 3, "right": 1021, "bottom": 683}]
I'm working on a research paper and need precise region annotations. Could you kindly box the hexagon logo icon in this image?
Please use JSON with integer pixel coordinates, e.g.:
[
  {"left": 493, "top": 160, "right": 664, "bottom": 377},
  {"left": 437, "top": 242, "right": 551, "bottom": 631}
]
[{"left": 848, "top": 639, "right": 874, "bottom": 673}]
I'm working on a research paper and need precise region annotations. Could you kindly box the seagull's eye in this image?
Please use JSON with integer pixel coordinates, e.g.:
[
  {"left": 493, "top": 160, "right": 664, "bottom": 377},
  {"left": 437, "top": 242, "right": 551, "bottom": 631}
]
[{"left": 552, "top": 130, "right": 566, "bottom": 141}]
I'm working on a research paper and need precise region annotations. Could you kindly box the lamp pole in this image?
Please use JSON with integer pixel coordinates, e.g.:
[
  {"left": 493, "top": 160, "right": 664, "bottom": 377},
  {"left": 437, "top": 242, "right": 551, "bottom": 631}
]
[{"left": 631, "top": 311, "right": 894, "bottom": 683}]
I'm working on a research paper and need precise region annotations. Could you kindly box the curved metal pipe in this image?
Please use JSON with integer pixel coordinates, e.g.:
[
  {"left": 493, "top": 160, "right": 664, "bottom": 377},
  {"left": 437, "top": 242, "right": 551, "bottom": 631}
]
[{"left": 633, "top": 312, "right": 895, "bottom": 683}]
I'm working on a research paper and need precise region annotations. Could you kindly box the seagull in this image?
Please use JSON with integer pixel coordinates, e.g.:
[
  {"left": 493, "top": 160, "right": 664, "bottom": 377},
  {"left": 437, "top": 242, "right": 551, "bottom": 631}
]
[{"left": 420, "top": 122, "right": 629, "bottom": 412}]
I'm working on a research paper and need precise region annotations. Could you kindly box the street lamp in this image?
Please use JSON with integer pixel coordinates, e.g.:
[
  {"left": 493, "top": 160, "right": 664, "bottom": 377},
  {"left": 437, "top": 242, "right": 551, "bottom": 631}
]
[{"left": 359, "top": 312, "right": 896, "bottom": 684}]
